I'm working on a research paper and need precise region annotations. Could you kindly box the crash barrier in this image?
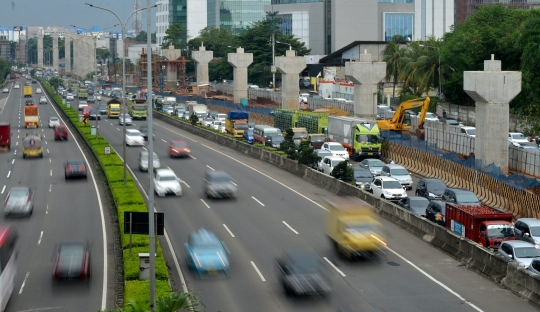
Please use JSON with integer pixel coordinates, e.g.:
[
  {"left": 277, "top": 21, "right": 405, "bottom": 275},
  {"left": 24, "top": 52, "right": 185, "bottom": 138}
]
[
  {"left": 382, "top": 140, "right": 540, "bottom": 219},
  {"left": 153, "top": 111, "right": 540, "bottom": 306},
  {"left": 307, "top": 98, "right": 354, "bottom": 115},
  {"left": 383, "top": 132, "right": 540, "bottom": 191}
]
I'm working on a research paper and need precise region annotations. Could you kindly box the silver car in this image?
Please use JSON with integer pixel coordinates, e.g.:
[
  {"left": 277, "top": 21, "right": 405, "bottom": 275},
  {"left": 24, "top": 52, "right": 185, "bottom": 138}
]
[
  {"left": 138, "top": 151, "right": 161, "bottom": 172},
  {"left": 154, "top": 169, "right": 182, "bottom": 197},
  {"left": 498, "top": 241, "right": 540, "bottom": 268},
  {"left": 203, "top": 170, "right": 237, "bottom": 199},
  {"left": 125, "top": 129, "right": 145, "bottom": 146},
  {"left": 119, "top": 114, "right": 133, "bottom": 125},
  {"left": 4, "top": 186, "right": 34, "bottom": 217},
  {"left": 359, "top": 158, "right": 385, "bottom": 176},
  {"left": 48, "top": 117, "right": 61, "bottom": 128}
]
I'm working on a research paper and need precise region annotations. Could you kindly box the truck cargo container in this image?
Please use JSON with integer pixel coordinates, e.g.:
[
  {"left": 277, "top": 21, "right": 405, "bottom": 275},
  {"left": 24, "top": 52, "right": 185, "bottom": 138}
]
[
  {"left": 226, "top": 111, "right": 249, "bottom": 137},
  {"left": 273, "top": 109, "right": 329, "bottom": 134},
  {"left": 24, "top": 105, "right": 39, "bottom": 128},
  {"left": 23, "top": 85, "right": 32, "bottom": 97},
  {"left": 327, "top": 116, "right": 382, "bottom": 160},
  {"left": 0, "top": 123, "right": 11, "bottom": 151},
  {"left": 187, "top": 102, "right": 207, "bottom": 120},
  {"left": 445, "top": 203, "right": 515, "bottom": 250}
]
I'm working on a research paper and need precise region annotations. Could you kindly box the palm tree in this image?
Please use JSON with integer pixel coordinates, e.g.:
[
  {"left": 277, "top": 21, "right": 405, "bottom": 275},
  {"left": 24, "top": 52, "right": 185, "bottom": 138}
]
[
  {"left": 100, "top": 291, "right": 203, "bottom": 312},
  {"left": 382, "top": 38, "right": 406, "bottom": 97}
]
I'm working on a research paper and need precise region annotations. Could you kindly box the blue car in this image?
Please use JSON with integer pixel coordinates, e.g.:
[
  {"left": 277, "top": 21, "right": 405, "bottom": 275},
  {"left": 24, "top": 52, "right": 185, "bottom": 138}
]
[
  {"left": 185, "top": 228, "right": 231, "bottom": 278},
  {"left": 243, "top": 128, "right": 254, "bottom": 144}
]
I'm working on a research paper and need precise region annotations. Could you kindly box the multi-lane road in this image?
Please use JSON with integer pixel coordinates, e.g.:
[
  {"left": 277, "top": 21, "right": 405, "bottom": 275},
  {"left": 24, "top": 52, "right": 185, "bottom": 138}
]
[
  {"left": 0, "top": 78, "right": 114, "bottom": 312},
  {"left": 85, "top": 94, "right": 539, "bottom": 312}
]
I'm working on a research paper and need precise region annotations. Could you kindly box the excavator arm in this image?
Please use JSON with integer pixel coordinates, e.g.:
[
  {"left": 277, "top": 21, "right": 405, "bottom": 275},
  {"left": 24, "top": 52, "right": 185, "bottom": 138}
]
[{"left": 377, "top": 97, "right": 431, "bottom": 131}]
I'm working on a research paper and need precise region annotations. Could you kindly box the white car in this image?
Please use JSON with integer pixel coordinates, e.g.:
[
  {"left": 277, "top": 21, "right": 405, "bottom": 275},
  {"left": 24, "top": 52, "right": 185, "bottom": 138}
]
[
  {"left": 36, "top": 88, "right": 42, "bottom": 94},
  {"left": 153, "top": 169, "right": 182, "bottom": 197},
  {"left": 96, "top": 94, "right": 102, "bottom": 101},
  {"left": 370, "top": 176, "right": 407, "bottom": 201},
  {"left": 39, "top": 96, "right": 47, "bottom": 104},
  {"left": 321, "top": 142, "right": 349, "bottom": 160},
  {"left": 66, "top": 93, "right": 74, "bottom": 100},
  {"left": 14, "top": 84, "right": 20, "bottom": 89},
  {"left": 48, "top": 117, "right": 61, "bottom": 128},
  {"left": 119, "top": 114, "right": 133, "bottom": 126},
  {"left": 2, "top": 88, "right": 8, "bottom": 93},
  {"left": 125, "top": 129, "right": 145, "bottom": 146},
  {"left": 201, "top": 117, "right": 214, "bottom": 127},
  {"left": 299, "top": 93, "right": 309, "bottom": 103},
  {"left": 78, "top": 101, "right": 88, "bottom": 110},
  {"left": 218, "top": 124, "right": 227, "bottom": 133},
  {"left": 509, "top": 132, "right": 530, "bottom": 145},
  {"left": 215, "top": 113, "right": 227, "bottom": 122},
  {"left": 460, "top": 126, "right": 476, "bottom": 138},
  {"left": 211, "top": 120, "right": 222, "bottom": 130},
  {"left": 424, "top": 112, "right": 439, "bottom": 122},
  {"left": 319, "top": 155, "right": 347, "bottom": 175}
]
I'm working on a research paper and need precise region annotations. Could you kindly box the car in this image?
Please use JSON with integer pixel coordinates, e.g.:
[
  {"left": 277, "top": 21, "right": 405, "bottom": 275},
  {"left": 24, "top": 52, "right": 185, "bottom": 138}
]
[
  {"left": 169, "top": 140, "right": 190, "bottom": 158},
  {"left": 48, "top": 117, "right": 61, "bottom": 128},
  {"left": 381, "top": 164, "right": 413, "bottom": 190},
  {"left": 319, "top": 155, "right": 347, "bottom": 175},
  {"left": 154, "top": 168, "right": 182, "bottom": 197},
  {"left": 165, "top": 106, "right": 175, "bottom": 115},
  {"left": 182, "top": 111, "right": 190, "bottom": 120},
  {"left": 265, "top": 135, "right": 285, "bottom": 149},
  {"left": 32, "top": 79, "right": 37, "bottom": 84},
  {"left": 138, "top": 151, "right": 161, "bottom": 172},
  {"left": 185, "top": 228, "right": 230, "bottom": 278},
  {"left": 54, "top": 124, "right": 69, "bottom": 141},
  {"left": 439, "top": 117, "right": 461, "bottom": 126},
  {"left": 441, "top": 188, "right": 481, "bottom": 205},
  {"left": 243, "top": 128, "right": 254, "bottom": 144},
  {"left": 201, "top": 117, "right": 214, "bottom": 127},
  {"left": 125, "top": 129, "right": 144, "bottom": 146},
  {"left": 311, "top": 149, "right": 333, "bottom": 169},
  {"left": 397, "top": 197, "right": 430, "bottom": 216},
  {"left": 425, "top": 200, "right": 447, "bottom": 226},
  {"left": 119, "top": 114, "right": 133, "bottom": 125},
  {"left": 424, "top": 112, "right": 439, "bottom": 121},
  {"left": 321, "top": 142, "right": 349, "bottom": 160},
  {"left": 88, "top": 109, "right": 101, "bottom": 120},
  {"left": 87, "top": 95, "right": 95, "bottom": 103},
  {"left": 514, "top": 218, "right": 540, "bottom": 250},
  {"left": 370, "top": 176, "right": 407, "bottom": 201},
  {"left": 515, "top": 143, "right": 540, "bottom": 152},
  {"left": 509, "top": 132, "right": 530, "bottom": 145},
  {"left": 64, "top": 159, "right": 87, "bottom": 179},
  {"left": 497, "top": 241, "right": 540, "bottom": 268},
  {"left": 66, "top": 93, "right": 74, "bottom": 100},
  {"left": 175, "top": 108, "right": 186, "bottom": 117},
  {"left": 211, "top": 120, "right": 222, "bottom": 131},
  {"left": 4, "top": 186, "right": 34, "bottom": 217},
  {"left": 14, "top": 84, "right": 20, "bottom": 89},
  {"left": 139, "top": 125, "right": 149, "bottom": 140},
  {"left": 460, "top": 126, "right": 476, "bottom": 138},
  {"left": 25, "top": 100, "right": 35, "bottom": 106},
  {"left": 353, "top": 167, "right": 373, "bottom": 190},
  {"left": 415, "top": 178, "right": 446, "bottom": 200},
  {"left": 2, "top": 88, "right": 8, "bottom": 93},
  {"left": 52, "top": 241, "right": 91, "bottom": 280},
  {"left": 78, "top": 101, "right": 88, "bottom": 110},
  {"left": 96, "top": 94, "right": 102, "bottom": 101},
  {"left": 218, "top": 124, "right": 227, "bottom": 133},
  {"left": 529, "top": 258, "right": 540, "bottom": 275},
  {"left": 359, "top": 158, "right": 385, "bottom": 176},
  {"left": 98, "top": 102, "right": 108, "bottom": 114},
  {"left": 39, "top": 96, "right": 48, "bottom": 104},
  {"left": 376, "top": 105, "right": 392, "bottom": 120},
  {"left": 35, "top": 88, "right": 42, "bottom": 94},
  {"left": 203, "top": 170, "right": 237, "bottom": 199}
]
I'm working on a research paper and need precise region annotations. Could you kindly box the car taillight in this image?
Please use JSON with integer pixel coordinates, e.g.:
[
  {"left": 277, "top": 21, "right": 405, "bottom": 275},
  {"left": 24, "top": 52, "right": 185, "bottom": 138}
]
[
  {"left": 27, "top": 196, "right": 31, "bottom": 203},
  {"left": 67, "top": 165, "right": 72, "bottom": 171},
  {"left": 80, "top": 166, "right": 86, "bottom": 172}
]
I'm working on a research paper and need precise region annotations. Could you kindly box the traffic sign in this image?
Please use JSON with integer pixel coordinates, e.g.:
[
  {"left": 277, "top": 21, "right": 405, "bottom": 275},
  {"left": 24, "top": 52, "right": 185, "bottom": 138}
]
[
  {"left": 104, "top": 146, "right": 111, "bottom": 154},
  {"left": 82, "top": 117, "right": 88, "bottom": 125}
]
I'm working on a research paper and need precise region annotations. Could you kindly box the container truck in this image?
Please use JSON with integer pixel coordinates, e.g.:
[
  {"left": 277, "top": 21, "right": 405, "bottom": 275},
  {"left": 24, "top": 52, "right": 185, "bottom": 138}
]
[
  {"left": 324, "top": 196, "right": 386, "bottom": 260},
  {"left": 0, "top": 123, "right": 11, "bottom": 151},
  {"left": 9, "top": 72, "right": 16, "bottom": 80},
  {"left": 24, "top": 105, "right": 39, "bottom": 128},
  {"left": 273, "top": 109, "right": 329, "bottom": 135},
  {"left": 78, "top": 85, "right": 88, "bottom": 99},
  {"left": 23, "top": 85, "right": 32, "bottom": 97},
  {"left": 445, "top": 203, "right": 515, "bottom": 250},
  {"left": 327, "top": 116, "right": 382, "bottom": 160},
  {"left": 226, "top": 110, "right": 249, "bottom": 137},
  {"left": 187, "top": 102, "right": 207, "bottom": 120}
]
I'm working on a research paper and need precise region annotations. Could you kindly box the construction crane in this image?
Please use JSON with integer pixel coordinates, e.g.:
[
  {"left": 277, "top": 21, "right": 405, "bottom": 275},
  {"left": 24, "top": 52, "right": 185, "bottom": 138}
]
[{"left": 377, "top": 97, "right": 431, "bottom": 135}]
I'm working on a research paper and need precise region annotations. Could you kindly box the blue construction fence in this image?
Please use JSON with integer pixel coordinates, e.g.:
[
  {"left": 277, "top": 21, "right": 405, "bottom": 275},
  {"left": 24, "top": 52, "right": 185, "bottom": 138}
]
[
  {"left": 381, "top": 131, "right": 540, "bottom": 190},
  {"left": 99, "top": 83, "right": 275, "bottom": 116}
]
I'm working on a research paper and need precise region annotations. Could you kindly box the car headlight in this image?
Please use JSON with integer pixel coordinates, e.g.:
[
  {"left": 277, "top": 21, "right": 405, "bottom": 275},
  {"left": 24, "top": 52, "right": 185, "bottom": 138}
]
[
  {"left": 185, "top": 148, "right": 190, "bottom": 153},
  {"left": 519, "top": 262, "right": 527, "bottom": 268},
  {"left": 383, "top": 190, "right": 391, "bottom": 195},
  {"left": 428, "top": 192, "right": 436, "bottom": 197}
]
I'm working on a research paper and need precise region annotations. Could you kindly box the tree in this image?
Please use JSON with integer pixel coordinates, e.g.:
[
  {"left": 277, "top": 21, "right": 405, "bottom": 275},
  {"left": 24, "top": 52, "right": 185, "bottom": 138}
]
[
  {"left": 297, "top": 141, "right": 320, "bottom": 167},
  {"left": 96, "top": 48, "right": 110, "bottom": 62},
  {"left": 188, "top": 27, "right": 235, "bottom": 58},
  {"left": 161, "top": 24, "right": 187, "bottom": 50},
  {"left": 49, "top": 77, "right": 63, "bottom": 90},
  {"left": 331, "top": 161, "right": 353, "bottom": 182},
  {"left": 382, "top": 37, "right": 407, "bottom": 97},
  {"left": 134, "top": 31, "right": 147, "bottom": 42},
  {"left": 190, "top": 113, "right": 198, "bottom": 125},
  {"left": 280, "top": 129, "right": 298, "bottom": 160}
]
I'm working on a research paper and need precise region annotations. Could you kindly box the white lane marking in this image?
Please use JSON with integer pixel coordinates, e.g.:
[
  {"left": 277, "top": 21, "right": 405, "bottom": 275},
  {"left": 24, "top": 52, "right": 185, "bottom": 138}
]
[
  {"left": 252, "top": 196, "right": 265, "bottom": 206},
  {"left": 231, "top": 181, "right": 237, "bottom": 186},
  {"left": 181, "top": 181, "right": 190, "bottom": 188},
  {"left": 7, "top": 171, "right": 10, "bottom": 178},
  {"left": 223, "top": 224, "right": 235, "bottom": 238},
  {"left": 45, "top": 141, "right": 47, "bottom": 145},
  {"left": 386, "top": 246, "right": 483, "bottom": 311},
  {"left": 16, "top": 141, "right": 18, "bottom": 146},
  {"left": 50, "top": 170, "right": 52, "bottom": 176},
  {"left": 189, "top": 155, "right": 196, "bottom": 159},
  {"left": 13, "top": 150, "right": 16, "bottom": 154},
  {"left": 49, "top": 158, "right": 51, "bottom": 163},
  {"left": 0, "top": 185, "right": 5, "bottom": 194},
  {"left": 142, "top": 147, "right": 147, "bottom": 151},
  {"left": 17, "top": 135, "right": 19, "bottom": 139},
  {"left": 200, "top": 199, "right": 210, "bottom": 209},
  {"left": 161, "top": 139, "right": 167, "bottom": 143},
  {"left": 117, "top": 128, "right": 120, "bottom": 131},
  {"left": 49, "top": 184, "right": 52, "bottom": 192},
  {"left": 206, "top": 165, "right": 215, "bottom": 171},
  {"left": 250, "top": 261, "right": 266, "bottom": 282},
  {"left": 11, "top": 159, "right": 14, "bottom": 164},
  {"left": 47, "top": 149, "right": 49, "bottom": 154},
  {"left": 282, "top": 221, "right": 299, "bottom": 234},
  {"left": 37, "top": 231, "right": 43, "bottom": 245},
  {"left": 323, "top": 257, "right": 346, "bottom": 277},
  {"left": 110, "top": 123, "right": 113, "bottom": 126},
  {"left": 18, "top": 272, "right": 30, "bottom": 294},
  {"left": 46, "top": 204, "right": 49, "bottom": 214}
]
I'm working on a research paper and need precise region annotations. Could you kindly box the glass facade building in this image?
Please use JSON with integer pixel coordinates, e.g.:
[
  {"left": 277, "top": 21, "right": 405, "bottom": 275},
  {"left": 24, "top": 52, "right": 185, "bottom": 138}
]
[
  {"left": 384, "top": 13, "right": 413, "bottom": 41},
  {"left": 217, "top": 0, "right": 270, "bottom": 34},
  {"left": 378, "top": 0, "right": 413, "bottom": 3},
  {"left": 271, "top": 0, "right": 322, "bottom": 3}
]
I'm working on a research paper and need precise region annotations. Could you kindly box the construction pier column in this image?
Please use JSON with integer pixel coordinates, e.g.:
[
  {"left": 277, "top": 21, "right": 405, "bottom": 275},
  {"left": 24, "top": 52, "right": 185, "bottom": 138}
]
[
  {"left": 275, "top": 49, "right": 306, "bottom": 110},
  {"left": 228, "top": 47, "right": 253, "bottom": 104},
  {"left": 191, "top": 45, "right": 213, "bottom": 86},
  {"left": 52, "top": 33, "right": 59, "bottom": 72},
  {"left": 37, "top": 32, "right": 44, "bottom": 68},
  {"left": 65, "top": 36, "right": 71, "bottom": 75}
]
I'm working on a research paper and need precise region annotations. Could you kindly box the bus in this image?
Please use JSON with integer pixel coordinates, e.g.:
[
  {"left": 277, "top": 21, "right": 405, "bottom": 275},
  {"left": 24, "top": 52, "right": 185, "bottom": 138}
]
[
  {"left": 0, "top": 226, "right": 17, "bottom": 311},
  {"left": 129, "top": 99, "right": 148, "bottom": 120}
]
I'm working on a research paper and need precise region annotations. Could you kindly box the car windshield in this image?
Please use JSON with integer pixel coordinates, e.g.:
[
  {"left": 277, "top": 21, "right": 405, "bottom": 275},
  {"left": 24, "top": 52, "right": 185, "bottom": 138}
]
[
  {"left": 10, "top": 189, "right": 29, "bottom": 197},
  {"left": 378, "top": 106, "right": 391, "bottom": 112},
  {"left": 383, "top": 181, "right": 403, "bottom": 189},
  {"left": 353, "top": 169, "right": 372, "bottom": 178},
  {"left": 59, "top": 244, "right": 85, "bottom": 269},
  {"left": 317, "top": 151, "right": 332, "bottom": 157},
  {"left": 425, "top": 113, "right": 436, "bottom": 119},
  {"left": 446, "top": 119, "right": 459, "bottom": 125},
  {"left": 410, "top": 198, "right": 429, "bottom": 208},
  {"left": 50, "top": 117, "right": 59, "bottom": 121},
  {"left": 511, "top": 134, "right": 525, "bottom": 139},
  {"left": 67, "top": 160, "right": 83, "bottom": 165},
  {"left": 486, "top": 224, "right": 515, "bottom": 238},
  {"left": 390, "top": 168, "right": 409, "bottom": 175},
  {"left": 514, "top": 246, "right": 540, "bottom": 258},
  {"left": 110, "top": 107, "right": 120, "bottom": 111},
  {"left": 270, "top": 136, "right": 284, "bottom": 143},
  {"left": 331, "top": 159, "right": 344, "bottom": 167},
  {"left": 140, "top": 152, "right": 158, "bottom": 160},
  {"left": 427, "top": 181, "right": 446, "bottom": 192},
  {"left": 293, "top": 131, "right": 308, "bottom": 139},
  {"left": 366, "top": 160, "right": 384, "bottom": 167},
  {"left": 171, "top": 142, "right": 187, "bottom": 147},
  {"left": 456, "top": 193, "right": 480, "bottom": 203},
  {"left": 344, "top": 222, "right": 379, "bottom": 235},
  {"left": 127, "top": 131, "right": 141, "bottom": 136},
  {"left": 358, "top": 134, "right": 381, "bottom": 144},
  {"left": 530, "top": 226, "right": 540, "bottom": 237},
  {"left": 329, "top": 144, "right": 345, "bottom": 151},
  {"left": 133, "top": 105, "right": 146, "bottom": 111},
  {"left": 158, "top": 175, "right": 177, "bottom": 181},
  {"left": 210, "top": 174, "right": 232, "bottom": 183},
  {"left": 310, "top": 135, "right": 326, "bottom": 142},
  {"left": 99, "top": 104, "right": 107, "bottom": 109},
  {"left": 465, "top": 129, "right": 476, "bottom": 135},
  {"left": 140, "top": 126, "right": 148, "bottom": 132}
]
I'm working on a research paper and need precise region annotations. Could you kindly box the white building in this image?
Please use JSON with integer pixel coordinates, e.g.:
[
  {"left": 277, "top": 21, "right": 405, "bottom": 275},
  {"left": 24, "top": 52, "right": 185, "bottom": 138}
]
[
  {"left": 156, "top": 0, "right": 170, "bottom": 53},
  {"left": 414, "top": 0, "right": 454, "bottom": 41}
]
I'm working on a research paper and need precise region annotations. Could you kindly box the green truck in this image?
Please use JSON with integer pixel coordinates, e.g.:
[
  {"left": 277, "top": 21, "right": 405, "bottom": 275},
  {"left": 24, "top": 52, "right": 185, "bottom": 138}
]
[
  {"left": 128, "top": 99, "right": 148, "bottom": 120},
  {"left": 327, "top": 116, "right": 382, "bottom": 160},
  {"left": 78, "top": 84, "right": 88, "bottom": 99},
  {"left": 274, "top": 109, "right": 329, "bottom": 134}
]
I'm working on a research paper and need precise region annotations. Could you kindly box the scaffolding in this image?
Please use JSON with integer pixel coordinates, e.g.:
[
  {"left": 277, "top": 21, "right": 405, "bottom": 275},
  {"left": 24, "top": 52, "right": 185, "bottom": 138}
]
[{"left": 138, "top": 47, "right": 189, "bottom": 93}]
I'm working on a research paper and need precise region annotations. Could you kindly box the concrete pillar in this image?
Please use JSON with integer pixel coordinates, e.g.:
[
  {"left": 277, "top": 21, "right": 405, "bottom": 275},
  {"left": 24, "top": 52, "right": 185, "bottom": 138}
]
[
  {"left": 228, "top": 47, "right": 253, "bottom": 104},
  {"left": 52, "top": 33, "right": 59, "bottom": 71},
  {"left": 163, "top": 44, "right": 182, "bottom": 91},
  {"left": 464, "top": 55, "right": 521, "bottom": 174},
  {"left": 65, "top": 36, "right": 71, "bottom": 74},
  {"left": 275, "top": 49, "right": 306, "bottom": 110},
  {"left": 37, "top": 32, "right": 44, "bottom": 68},
  {"left": 345, "top": 50, "right": 386, "bottom": 119},
  {"left": 191, "top": 45, "right": 213, "bottom": 85}
]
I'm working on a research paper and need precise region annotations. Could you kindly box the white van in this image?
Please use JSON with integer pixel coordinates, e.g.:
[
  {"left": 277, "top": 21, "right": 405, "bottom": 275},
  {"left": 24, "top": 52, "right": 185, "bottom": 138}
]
[{"left": 253, "top": 125, "right": 282, "bottom": 144}]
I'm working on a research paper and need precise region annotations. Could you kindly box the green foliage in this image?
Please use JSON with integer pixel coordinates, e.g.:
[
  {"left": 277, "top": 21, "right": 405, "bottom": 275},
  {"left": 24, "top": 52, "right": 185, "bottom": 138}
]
[
  {"left": 133, "top": 31, "right": 156, "bottom": 43},
  {"left": 280, "top": 129, "right": 298, "bottom": 160},
  {"left": 85, "top": 71, "right": 95, "bottom": 81},
  {"left": 297, "top": 141, "right": 319, "bottom": 166},
  {"left": 48, "top": 77, "right": 63, "bottom": 90},
  {"left": 188, "top": 27, "right": 235, "bottom": 58},
  {"left": 161, "top": 24, "right": 187, "bottom": 50},
  {"left": 96, "top": 48, "right": 110, "bottom": 62},
  {"left": 0, "top": 58, "right": 10, "bottom": 85},
  {"left": 331, "top": 161, "right": 353, "bottom": 182},
  {"left": 190, "top": 113, "right": 199, "bottom": 125},
  {"left": 121, "top": 281, "right": 176, "bottom": 311}
]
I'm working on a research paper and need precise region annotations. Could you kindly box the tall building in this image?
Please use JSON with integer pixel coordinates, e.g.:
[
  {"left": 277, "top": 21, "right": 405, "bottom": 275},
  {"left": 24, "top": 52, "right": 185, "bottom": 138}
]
[
  {"left": 156, "top": 0, "right": 170, "bottom": 52},
  {"left": 207, "top": 0, "right": 271, "bottom": 35},
  {"left": 455, "top": 0, "right": 540, "bottom": 25}
]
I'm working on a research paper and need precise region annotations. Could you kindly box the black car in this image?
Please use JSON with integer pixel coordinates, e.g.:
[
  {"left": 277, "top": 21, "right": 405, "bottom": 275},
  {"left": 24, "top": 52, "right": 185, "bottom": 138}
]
[
  {"left": 65, "top": 159, "right": 88, "bottom": 179},
  {"left": 53, "top": 241, "right": 91, "bottom": 280},
  {"left": 139, "top": 125, "right": 149, "bottom": 140},
  {"left": 439, "top": 118, "right": 460, "bottom": 126},
  {"left": 88, "top": 109, "right": 101, "bottom": 120},
  {"left": 425, "top": 200, "right": 446, "bottom": 226},
  {"left": 442, "top": 188, "right": 481, "bottom": 205},
  {"left": 415, "top": 178, "right": 446, "bottom": 200},
  {"left": 266, "top": 135, "right": 284, "bottom": 149},
  {"left": 397, "top": 197, "right": 429, "bottom": 216},
  {"left": 25, "top": 100, "right": 35, "bottom": 106},
  {"left": 353, "top": 167, "right": 373, "bottom": 191}
]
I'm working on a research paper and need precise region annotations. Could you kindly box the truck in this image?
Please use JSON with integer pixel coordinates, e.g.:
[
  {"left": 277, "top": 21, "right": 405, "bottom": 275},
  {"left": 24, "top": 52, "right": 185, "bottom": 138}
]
[
  {"left": 78, "top": 84, "right": 88, "bottom": 99},
  {"left": 187, "top": 102, "right": 207, "bottom": 120},
  {"left": 128, "top": 98, "right": 148, "bottom": 120},
  {"left": 0, "top": 123, "right": 11, "bottom": 151},
  {"left": 327, "top": 116, "right": 382, "bottom": 160},
  {"left": 23, "top": 85, "right": 32, "bottom": 97},
  {"left": 225, "top": 110, "right": 249, "bottom": 137},
  {"left": 9, "top": 72, "right": 16, "bottom": 80},
  {"left": 22, "top": 132, "right": 43, "bottom": 158},
  {"left": 445, "top": 203, "right": 515, "bottom": 250},
  {"left": 107, "top": 99, "right": 122, "bottom": 118},
  {"left": 377, "top": 97, "right": 430, "bottom": 135},
  {"left": 274, "top": 109, "right": 329, "bottom": 135},
  {"left": 24, "top": 105, "right": 39, "bottom": 128},
  {"left": 324, "top": 196, "right": 386, "bottom": 260},
  {"left": 70, "top": 81, "right": 79, "bottom": 93},
  {"left": 102, "top": 84, "right": 112, "bottom": 91}
]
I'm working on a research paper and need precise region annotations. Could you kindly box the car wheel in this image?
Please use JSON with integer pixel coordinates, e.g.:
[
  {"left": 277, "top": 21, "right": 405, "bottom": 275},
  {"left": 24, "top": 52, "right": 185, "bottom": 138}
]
[
  {"left": 369, "top": 189, "right": 373, "bottom": 194},
  {"left": 381, "top": 195, "right": 385, "bottom": 199},
  {"left": 415, "top": 190, "right": 419, "bottom": 196},
  {"left": 23, "top": 154, "right": 26, "bottom": 159}
]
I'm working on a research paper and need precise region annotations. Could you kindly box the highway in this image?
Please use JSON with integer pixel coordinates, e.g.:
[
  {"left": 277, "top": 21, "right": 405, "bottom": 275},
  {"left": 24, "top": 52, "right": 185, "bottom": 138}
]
[
  {"left": 90, "top": 96, "right": 539, "bottom": 312},
  {"left": 0, "top": 78, "right": 113, "bottom": 312}
]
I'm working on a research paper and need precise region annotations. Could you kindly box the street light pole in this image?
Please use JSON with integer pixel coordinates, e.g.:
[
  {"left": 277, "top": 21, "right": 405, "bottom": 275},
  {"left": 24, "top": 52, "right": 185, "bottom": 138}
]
[{"left": 86, "top": 2, "right": 154, "bottom": 185}]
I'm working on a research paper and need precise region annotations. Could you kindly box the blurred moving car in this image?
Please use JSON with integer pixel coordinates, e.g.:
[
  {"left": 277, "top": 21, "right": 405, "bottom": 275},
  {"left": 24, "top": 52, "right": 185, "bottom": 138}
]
[
  {"left": 119, "top": 114, "right": 132, "bottom": 125},
  {"left": 4, "top": 186, "right": 34, "bottom": 217},
  {"left": 53, "top": 241, "right": 91, "bottom": 280},
  {"left": 14, "top": 84, "right": 20, "bottom": 89},
  {"left": 39, "top": 96, "right": 48, "bottom": 104},
  {"left": 2, "top": 88, "right": 9, "bottom": 93},
  {"left": 138, "top": 151, "right": 161, "bottom": 172},
  {"left": 353, "top": 167, "right": 373, "bottom": 190},
  {"left": 65, "top": 159, "right": 87, "bottom": 179},
  {"left": 415, "top": 178, "right": 446, "bottom": 201},
  {"left": 35, "top": 88, "right": 42, "bottom": 94},
  {"left": 359, "top": 158, "right": 385, "bottom": 176},
  {"left": 48, "top": 117, "right": 61, "bottom": 128},
  {"left": 88, "top": 109, "right": 101, "bottom": 120},
  {"left": 203, "top": 170, "right": 237, "bottom": 199},
  {"left": 497, "top": 241, "right": 540, "bottom": 268},
  {"left": 185, "top": 228, "right": 230, "bottom": 278},
  {"left": 397, "top": 197, "right": 430, "bottom": 216},
  {"left": 54, "top": 125, "right": 68, "bottom": 141},
  {"left": 169, "top": 140, "right": 190, "bottom": 158},
  {"left": 125, "top": 129, "right": 145, "bottom": 146},
  {"left": 275, "top": 248, "right": 331, "bottom": 297},
  {"left": 153, "top": 168, "right": 182, "bottom": 197}
]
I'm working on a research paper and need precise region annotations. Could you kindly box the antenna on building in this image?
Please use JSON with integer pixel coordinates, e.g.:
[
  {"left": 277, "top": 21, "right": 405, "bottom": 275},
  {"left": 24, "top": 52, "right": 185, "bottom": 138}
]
[{"left": 132, "top": 0, "right": 142, "bottom": 36}]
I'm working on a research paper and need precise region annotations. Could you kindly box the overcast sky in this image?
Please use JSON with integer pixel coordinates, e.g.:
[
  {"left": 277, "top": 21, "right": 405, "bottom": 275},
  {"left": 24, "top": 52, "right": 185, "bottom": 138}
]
[{"left": 0, "top": 0, "right": 153, "bottom": 33}]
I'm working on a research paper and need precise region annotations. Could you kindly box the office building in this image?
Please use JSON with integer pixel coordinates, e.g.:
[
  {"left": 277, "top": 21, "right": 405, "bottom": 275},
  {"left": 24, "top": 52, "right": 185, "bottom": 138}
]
[
  {"left": 455, "top": 0, "right": 540, "bottom": 25},
  {"left": 208, "top": 0, "right": 271, "bottom": 35}
]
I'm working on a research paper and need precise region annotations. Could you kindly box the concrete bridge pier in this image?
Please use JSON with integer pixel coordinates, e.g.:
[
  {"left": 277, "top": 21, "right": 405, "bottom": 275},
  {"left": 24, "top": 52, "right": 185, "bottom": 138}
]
[{"left": 228, "top": 47, "right": 253, "bottom": 104}]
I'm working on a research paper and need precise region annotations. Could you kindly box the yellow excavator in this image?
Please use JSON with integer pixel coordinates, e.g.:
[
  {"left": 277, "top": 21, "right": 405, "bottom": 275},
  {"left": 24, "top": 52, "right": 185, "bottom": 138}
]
[{"left": 377, "top": 97, "right": 430, "bottom": 137}]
